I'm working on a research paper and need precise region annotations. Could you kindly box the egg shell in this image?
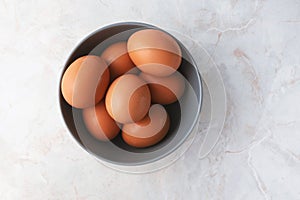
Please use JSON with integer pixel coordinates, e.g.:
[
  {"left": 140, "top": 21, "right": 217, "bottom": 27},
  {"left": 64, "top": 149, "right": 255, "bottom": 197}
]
[
  {"left": 122, "top": 104, "right": 170, "bottom": 148},
  {"left": 105, "top": 74, "right": 151, "bottom": 124},
  {"left": 82, "top": 100, "right": 120, "bottom": 141},
  {"left": 127, "top": 29, "right": 182, "bottom": 77},
  {"left": 101, "top": 42, "right": 135, "bottom": 80},
  {"left": 139, "top": 72, "right": 185, "bottom": 105},
  {"left": 61, "top": 55, "right": 110, "bottom": 108}
]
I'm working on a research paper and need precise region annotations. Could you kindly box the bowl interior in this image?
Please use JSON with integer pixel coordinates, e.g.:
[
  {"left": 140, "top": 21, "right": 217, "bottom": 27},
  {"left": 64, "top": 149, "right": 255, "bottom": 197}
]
[{"left": 59, "top": 22, "right": 202, "bottom": 165}]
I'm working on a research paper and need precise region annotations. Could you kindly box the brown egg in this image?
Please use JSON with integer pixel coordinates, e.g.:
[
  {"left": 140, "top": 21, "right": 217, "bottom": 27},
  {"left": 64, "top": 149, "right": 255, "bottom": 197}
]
[
  {"left": 61, "top": 55, "right": 110, "bottom": 108},
  {"left": 127, "top": 29, "right": 182, "bottom": 77},
  {"left": 122, "top": 104, "right": 170, "bottom": 148},
  {"left": 140, "top": 72, "right": 185, "bottom": 105},
  {"left": 82, "top": 100, "right": 120, "bottom": 141},
  {"left": 101, "top": 42, "right": 135, "bottom": 80},
  {"left": 105, "top": 74, "right": 151, "bottom": 124}
]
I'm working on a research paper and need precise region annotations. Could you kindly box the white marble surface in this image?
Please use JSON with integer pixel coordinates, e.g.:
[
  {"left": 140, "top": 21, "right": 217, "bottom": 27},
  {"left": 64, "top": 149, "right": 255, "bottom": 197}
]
[{"left": 0, "top": 0, "right": 300, "bottom": 199}]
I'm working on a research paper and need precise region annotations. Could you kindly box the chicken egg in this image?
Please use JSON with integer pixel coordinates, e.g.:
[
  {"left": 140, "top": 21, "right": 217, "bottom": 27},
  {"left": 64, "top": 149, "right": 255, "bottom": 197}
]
[
  {"left": 82, "top": 100, "right": 120, "bottom": 141},
  {"left": 61, "top": 55, "right": 110, "bottom": 108},
  {"left": 101, "top": 42, "right": 135, "bottom": 80},
  {"left": 127, "top": 29, "right": 182, "bottom": 77},
  {"left": 139, "top": 72, "right": 185, "bottom": 105},
  {"left": 122, "top": 104, "right": 170, "bottom": 148},
  {"left": 105, "top": 74, "right": 151, "bottom": 124}
]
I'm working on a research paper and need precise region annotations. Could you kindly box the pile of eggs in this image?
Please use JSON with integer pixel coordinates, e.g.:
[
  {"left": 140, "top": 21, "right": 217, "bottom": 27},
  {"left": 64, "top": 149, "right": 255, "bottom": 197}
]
[{"left": 61, "top": 29, "right": 185, "bottom": 148}]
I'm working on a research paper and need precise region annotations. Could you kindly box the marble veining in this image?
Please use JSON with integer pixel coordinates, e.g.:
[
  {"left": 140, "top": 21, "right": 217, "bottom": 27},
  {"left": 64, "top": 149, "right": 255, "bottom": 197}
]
[{"left": 0, "top": 0, "right": 299, "bottom": 199}]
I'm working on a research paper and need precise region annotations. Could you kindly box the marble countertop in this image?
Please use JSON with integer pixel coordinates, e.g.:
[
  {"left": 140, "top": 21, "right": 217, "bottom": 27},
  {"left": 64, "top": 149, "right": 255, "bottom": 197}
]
[{"left": 0, "top": 0, "right": 299, "bottom": 199}]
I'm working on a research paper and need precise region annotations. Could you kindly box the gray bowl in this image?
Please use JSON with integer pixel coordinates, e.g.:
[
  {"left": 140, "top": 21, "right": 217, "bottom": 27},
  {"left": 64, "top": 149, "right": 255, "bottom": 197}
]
[{"left": 59, "top": 22, "right": 202, "bottom": 166}]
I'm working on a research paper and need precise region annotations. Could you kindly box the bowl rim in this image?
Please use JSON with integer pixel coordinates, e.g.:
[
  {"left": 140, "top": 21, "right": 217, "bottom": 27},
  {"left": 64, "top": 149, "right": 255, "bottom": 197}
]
[{"left": 59, "top": 21, "right": 203, "bottom": 166}]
